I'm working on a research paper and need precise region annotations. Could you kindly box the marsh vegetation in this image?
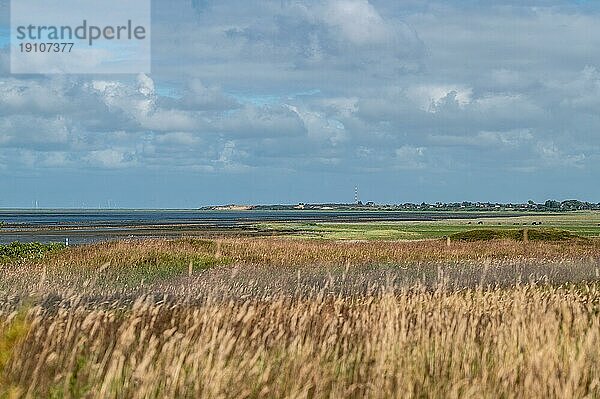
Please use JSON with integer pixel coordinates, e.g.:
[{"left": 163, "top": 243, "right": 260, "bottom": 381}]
[{"left": 1, "top": 237, "right": 599, "bottom": 398}]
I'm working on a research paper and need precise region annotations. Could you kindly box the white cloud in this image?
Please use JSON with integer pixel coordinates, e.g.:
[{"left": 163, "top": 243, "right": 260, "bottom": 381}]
[
  {"left": 85, "top": 149, "right": 136, "bottom": 169},
  {"left": 394, "top": 145, "right": 426, "bottom": 170},
  {"left": 535, "top": 142, "right": 586, "bottom": 168},
  {"left": 408, "top": 85, "right": 473, "bottom": 113},
  {"left": 1, "top": 0, "right": 599, "bottom": 202},
  {"left": 285, "top": 104, "right": 346, "bottom": 145},
  {"left": 429, "top": 129, "right": 533, "bottom": 148},
  {"left": 321, "top": 0, "right": 390, "bottom": 45}
]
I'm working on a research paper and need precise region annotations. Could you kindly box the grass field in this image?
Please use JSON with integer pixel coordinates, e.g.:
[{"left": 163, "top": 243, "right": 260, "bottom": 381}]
[
  {"left": 256, "top": 211, "right": 600, "bottom": 240},
  {"left": 0, "top": 236, "right": 599, "bottom": 397}
]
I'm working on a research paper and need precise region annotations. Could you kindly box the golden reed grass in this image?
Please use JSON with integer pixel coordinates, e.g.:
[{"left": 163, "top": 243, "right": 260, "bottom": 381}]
[{"left": 0, "top": 237, "right": 599, "bottom": 398}]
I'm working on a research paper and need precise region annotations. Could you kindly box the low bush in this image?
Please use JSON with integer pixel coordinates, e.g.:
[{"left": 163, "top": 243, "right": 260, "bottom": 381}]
[
  {"left": 97, "top": 251, "right": 228, "bottom": 286},
  {"left": 451, "top": 228, "right": 580, "bottom": 242},
  {"left": 0, "top": 242, "right": 66, "bottom": 263}
]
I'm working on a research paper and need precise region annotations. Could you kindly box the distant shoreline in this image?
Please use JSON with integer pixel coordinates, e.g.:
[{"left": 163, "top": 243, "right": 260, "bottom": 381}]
[{"left": 201, "top": 200, "right": 600, "bottom": 212}]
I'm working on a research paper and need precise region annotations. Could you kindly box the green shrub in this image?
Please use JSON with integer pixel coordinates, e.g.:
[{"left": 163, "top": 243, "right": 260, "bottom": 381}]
[
  {"left": 450, "top": 228, "right": 580, "bottom": 242},
  {"left": 0, "top": 242, "right": 66, "bottom": 263},
  {"left": 0, "top": 306, "right": 30, "bottom": 396},
  {"left": 527, "top": 229, "right": 579, "bottom": 241},
  {"left": 97, "top": 251, "right": 229, "bottom": 286}
]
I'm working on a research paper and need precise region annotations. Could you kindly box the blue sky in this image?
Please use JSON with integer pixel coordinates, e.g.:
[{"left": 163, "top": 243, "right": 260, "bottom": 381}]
[{"left": 0, "top": 0, "right": 599, "bottom": 207}]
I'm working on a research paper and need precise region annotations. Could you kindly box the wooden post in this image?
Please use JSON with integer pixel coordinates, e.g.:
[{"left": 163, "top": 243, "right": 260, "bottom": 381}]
[
  {"left": 446, "top": 236, "right": 451, "bottom": 247},
  {"left": 188, "top": 261, "right": 193, "bottom": 277},
  {"left": 523, "top": 229, "right": 529, "bottom": 243}
]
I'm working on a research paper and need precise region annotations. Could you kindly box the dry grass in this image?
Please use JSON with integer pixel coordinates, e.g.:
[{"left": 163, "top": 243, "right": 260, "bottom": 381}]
[
  {"left": 218, "top": 237, "right": 600, "bottom": 265},
  {"left": 0, "top": 237, "right": 600, "bottom": 398},
  {"left": 2, "top": 286, "right": 600, "bottom": 398}
]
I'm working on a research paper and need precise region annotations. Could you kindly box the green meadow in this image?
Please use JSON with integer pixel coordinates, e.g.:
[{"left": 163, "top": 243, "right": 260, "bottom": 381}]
[{"left": 256, "top": 211, "right": 600, "bottom": 240}]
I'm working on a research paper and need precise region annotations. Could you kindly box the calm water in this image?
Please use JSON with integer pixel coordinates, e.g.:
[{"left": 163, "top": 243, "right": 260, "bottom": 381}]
[
  {"left": 0, "top": 209, "right": 488, "bottom": 227},
  {"left": 0, "top": 209, "right": 498, "bottom": 244}
]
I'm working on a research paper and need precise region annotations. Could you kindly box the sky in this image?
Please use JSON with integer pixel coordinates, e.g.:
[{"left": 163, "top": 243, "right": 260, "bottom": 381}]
[{"left": 0, "top": 0, "right": 599, "bottom": 208}]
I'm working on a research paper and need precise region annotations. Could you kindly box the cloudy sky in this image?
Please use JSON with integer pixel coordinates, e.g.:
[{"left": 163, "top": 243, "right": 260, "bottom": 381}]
[{"left": 0, "top": 0, "right": 599, "bottom": 208}]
